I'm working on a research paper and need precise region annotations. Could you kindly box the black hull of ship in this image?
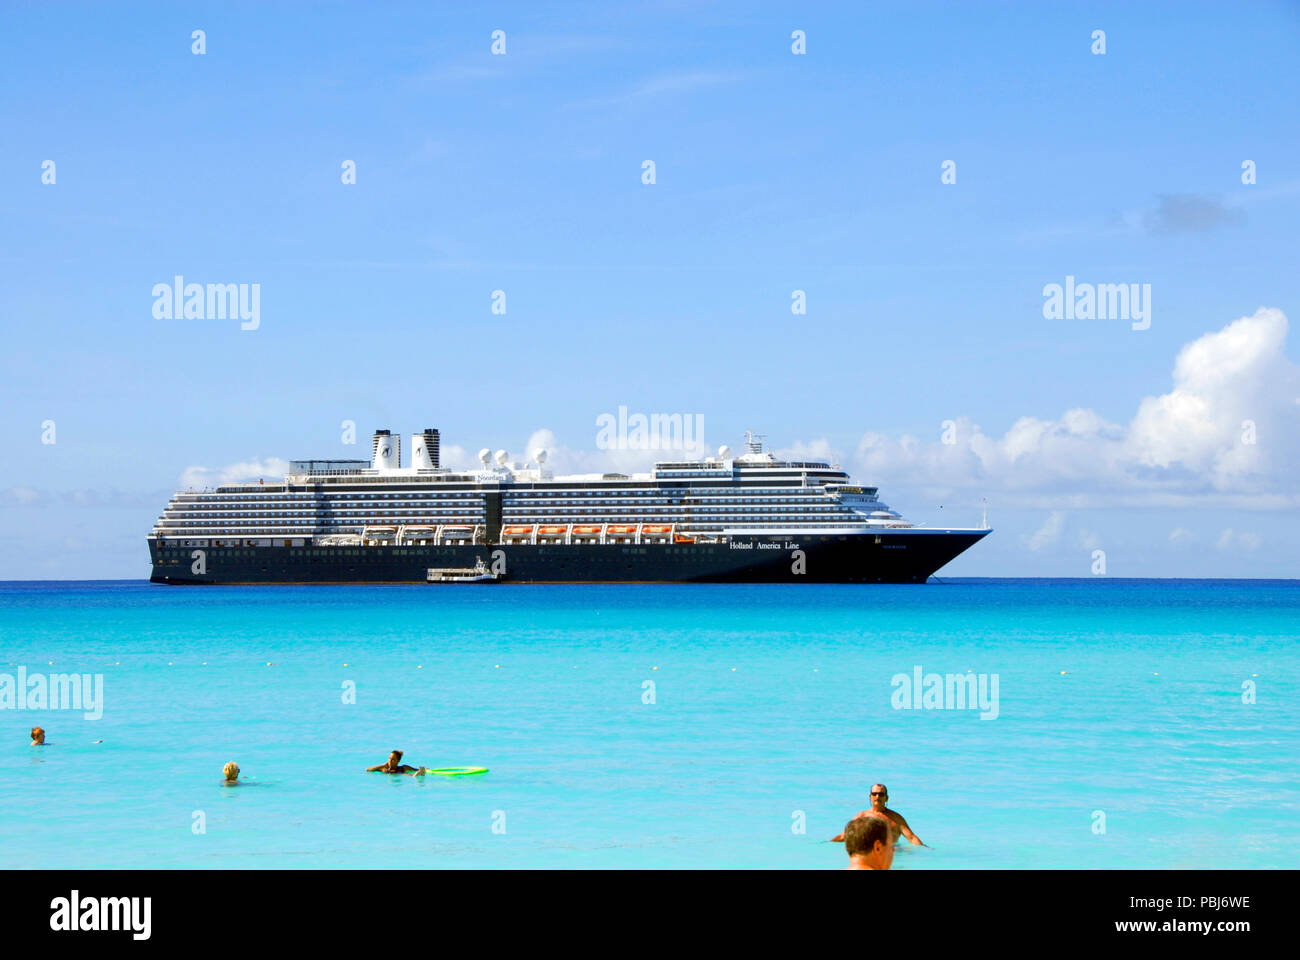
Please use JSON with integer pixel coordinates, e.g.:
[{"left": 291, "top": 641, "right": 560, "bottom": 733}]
[{"left": 149, "top": 531, "right": 989, "bottom": 585}]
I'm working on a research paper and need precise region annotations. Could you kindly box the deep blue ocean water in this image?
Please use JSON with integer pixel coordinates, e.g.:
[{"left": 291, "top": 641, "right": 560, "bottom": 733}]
[{"left": 1, "top": 579, "right": 1296, "bottom": 869}]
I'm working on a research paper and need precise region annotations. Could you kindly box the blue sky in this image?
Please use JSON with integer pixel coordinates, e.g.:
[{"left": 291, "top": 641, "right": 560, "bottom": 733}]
[{"left": 2, "top": 1, "right": 1298, "bottom": 578}]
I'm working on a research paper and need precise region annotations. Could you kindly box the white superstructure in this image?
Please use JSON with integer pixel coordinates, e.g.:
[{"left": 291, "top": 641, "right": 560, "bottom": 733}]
[{"left": 151, "top": 427, "right": 935, "bottom": 548}]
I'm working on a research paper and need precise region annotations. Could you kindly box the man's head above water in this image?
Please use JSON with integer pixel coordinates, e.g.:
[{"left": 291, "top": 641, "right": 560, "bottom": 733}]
[{"left": 844, "top": 814, "right": 894, "bottom": 870}]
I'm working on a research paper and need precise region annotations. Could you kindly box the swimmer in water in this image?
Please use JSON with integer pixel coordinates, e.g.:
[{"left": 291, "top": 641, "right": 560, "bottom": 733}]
[
  {"left": 222, "top": 761, "right": 241, "bottom": 784},
  {"left": 831, "top": 784, "right": 924, "bottom": 846},
  {"left": 843, "top": 815, "right": 894, "bottom": 870},
  {"left": 366, "top": 750, "right": 427, "bottom": 776},
  {"left": 30, "top": 727, "right": 45, "bottom": 746}
]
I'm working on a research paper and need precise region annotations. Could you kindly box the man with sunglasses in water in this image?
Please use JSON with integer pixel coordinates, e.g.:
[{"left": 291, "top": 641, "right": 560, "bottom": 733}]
[{"left": 831, "top": 783, "right": 924, "bottom": 847}]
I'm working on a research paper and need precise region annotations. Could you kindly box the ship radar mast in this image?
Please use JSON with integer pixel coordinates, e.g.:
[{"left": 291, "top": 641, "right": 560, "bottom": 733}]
[{"left": 743, "top": 430, "right": 766, "bottom": 455}]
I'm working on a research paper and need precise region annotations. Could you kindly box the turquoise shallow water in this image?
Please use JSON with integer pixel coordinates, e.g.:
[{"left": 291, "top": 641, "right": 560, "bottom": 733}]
[{"left": 0, "top": 579, "right": 1296, "bottom": 869}]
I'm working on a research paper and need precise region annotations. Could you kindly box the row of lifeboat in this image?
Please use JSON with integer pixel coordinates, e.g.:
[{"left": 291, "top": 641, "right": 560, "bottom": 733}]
[
  {"left": 358, "top": 523, "right": 696, "bottom": 547},
  {"left": 362, "top": 524, "right": 482, "bottom": 546},
  {"left": 501, "top": 523, "right": 689, "bottom": 545}
]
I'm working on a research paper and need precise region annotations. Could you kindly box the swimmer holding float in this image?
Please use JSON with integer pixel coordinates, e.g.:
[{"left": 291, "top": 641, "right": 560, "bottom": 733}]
[
  {"left": 367, "top": 750, "right": 428, "bottom": 776},
  {"left": 366, "top": 751, "right": 487, "bottom": 776}
]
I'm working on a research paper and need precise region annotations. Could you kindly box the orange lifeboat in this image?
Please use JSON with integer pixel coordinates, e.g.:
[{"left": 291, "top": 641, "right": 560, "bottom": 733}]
[
  {"left": 606, "top": 525, "right": 637, "bottom": 535},
  {"left": 641, "top": 525, "right": 672, "bottom": 535},
  {"left": 502, "top": 525, "right": 535, "bottom": 537},
  {"left": 674, "top": 534, "right": 695, "bottom": 544},
  {"left": 538, "top": 525, "right": 568, "bottom": 536},
  {"left": 572, "top": 525, "right": 603, "bottom": 535}
]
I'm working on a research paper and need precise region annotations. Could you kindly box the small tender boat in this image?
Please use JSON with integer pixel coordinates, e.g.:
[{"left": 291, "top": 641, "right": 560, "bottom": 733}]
[{"left": 426, "top": 560, "right": 498, "bottom": 583}]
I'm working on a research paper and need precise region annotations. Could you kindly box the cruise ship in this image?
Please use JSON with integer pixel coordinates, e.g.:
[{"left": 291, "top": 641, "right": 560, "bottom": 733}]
[{"left": 148, "top": 426, "right": 990, "bottom": 584}]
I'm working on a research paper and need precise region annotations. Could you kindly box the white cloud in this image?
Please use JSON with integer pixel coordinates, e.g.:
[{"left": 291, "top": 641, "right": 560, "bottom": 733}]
[
  {"left": 774, "top": 438, "right": 842, "bottom": 466},
  {"left": 466, "top": 431, "right": 840, "bottom": 480},
  {"left": 184, "top": 309, "right": 1296, "bottom": 515},
  {"left": 1216, "top": 528, "right": 1261, "bottom": 551},
  {"left": 1025, "top": 511, "right": 1066, "bottom": 551},
  {"left": 407, "top": 35, "right": 619, "bottom": 89},
  {"left": 520, "top": 428, "right": 664, "bottom": 476},
  {"left": 1168, "top": 527, "right": 1194, "bottom": 543},
  {"left": 181, "top": 458, "right": 291, "bottom": 490},
  {"left": 199, "top": 426, "right": 717, "bottom": 483},
  {"left": 579, "top": 69, "right": 741, "bottom": 107},
  {"left": 435, "top": 444, "right": 476, "bottom": 471},
  {"left": 855, "top": 308, "right": 1300, "bottom": 507},
  {"left": 438, "top": 429, "right": 670, "bottom": 477},
  {"left": 4, "top": 487, "right": 171, "bottom": 508},
  {"left": 630, "top": 70, "right": 738, "bottom": 98}
]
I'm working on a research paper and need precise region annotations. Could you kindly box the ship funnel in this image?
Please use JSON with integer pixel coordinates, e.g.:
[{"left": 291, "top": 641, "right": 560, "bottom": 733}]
[
  {"left": 412, "top": 428, "right": 440, "bottom": 470},
  {"left": 372, "top": 429, "right": 400, "bottom": 470}
]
